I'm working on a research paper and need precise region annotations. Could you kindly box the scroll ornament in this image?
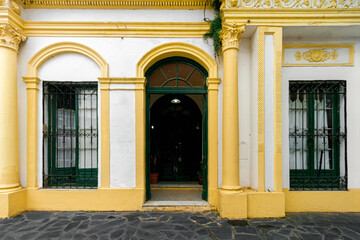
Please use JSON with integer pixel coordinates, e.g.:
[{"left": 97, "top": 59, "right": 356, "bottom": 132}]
[
  {"left": 0, "top": 24, "right": 27, "bottom": 51},
  {"left": 220, "top": 22, "right": 245, "bottom": 52},
  {"left": 295, "top": 49, "right": 339, "bottom": 62},
  {"left": 227, "top": 0, "right": 359, "bottom": 9}
]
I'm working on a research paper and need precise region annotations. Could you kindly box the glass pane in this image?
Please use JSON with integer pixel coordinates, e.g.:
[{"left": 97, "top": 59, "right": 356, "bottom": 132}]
[
  {"left": 160, "top": 63, "right": 176, "bottom": 80},
  {"left": 177, "top": 62, "right": 194, "bottom": 79},
  {"left": 289, "top": 91, "right": 308, "bottom": 170},
  {"left": 149, "top": 69, "right": 167, "bottom": 87},
  {"left": 188, "top": 69, "right": 204, "bottom": 87},
  {"left": 147, "top": 59, "right": 206, "bottom": 88}
]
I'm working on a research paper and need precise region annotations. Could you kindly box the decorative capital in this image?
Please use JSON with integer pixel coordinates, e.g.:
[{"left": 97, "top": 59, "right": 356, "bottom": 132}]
[
  {"left": 220, "top": 22, "right": 245, "bottom": 52},
  {"left": 0, "top": 23, "right": 26, "bottom": 51}
]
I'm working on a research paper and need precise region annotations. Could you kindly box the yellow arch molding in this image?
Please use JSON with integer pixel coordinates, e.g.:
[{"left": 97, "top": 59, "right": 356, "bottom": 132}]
[
  {"left": 24, "top": 42, "right": 110, "bottom": 191},
  {"left": 137, "top": 42, "right": 217, "bottom": 78},
  {"left": 27, "top": 41, "right": 109, "bottom": 77},
  {"left": 136, "top": 42, "right": 220, "bottom": 206}
]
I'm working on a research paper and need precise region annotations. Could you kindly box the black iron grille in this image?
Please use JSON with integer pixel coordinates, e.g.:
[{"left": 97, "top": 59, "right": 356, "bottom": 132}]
[
  {"left": 289, "top": 81, "right": 347, "bottom": 190},
  {"left": 43, "top": 81, "right": 98, "bottom": 188}
]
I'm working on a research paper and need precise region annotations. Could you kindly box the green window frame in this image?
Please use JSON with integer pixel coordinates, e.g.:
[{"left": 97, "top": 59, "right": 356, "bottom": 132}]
[
  {"left": 43, "top": 81, "right": 98, "bottom": 188},
  {"left": 289, "top": 81, "right": 347, "bottom": 190},
  {"left": 145, "top": 57, "right": 208, "bottom": 201}
]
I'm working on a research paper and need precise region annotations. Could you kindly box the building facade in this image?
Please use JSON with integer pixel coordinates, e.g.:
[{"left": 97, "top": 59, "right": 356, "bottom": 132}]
[{"left": 0, "top": 0, "right": 359, "bottom": 218}]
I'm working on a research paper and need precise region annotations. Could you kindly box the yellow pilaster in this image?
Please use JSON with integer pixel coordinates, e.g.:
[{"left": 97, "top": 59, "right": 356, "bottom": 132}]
[
  {"left": 135, "top": 78, "right": 146, "bottom": 195},
  {"left": 0, "top": 23, "right": 26, "bottom": 218},
  {"left": 257, "top": 26, "right": 283, "bottom": 192},
  {"left": 207, "top": 77, "right": 220, "bottom": 207},
  {"left": 98, "top": 78, "right": 110, "bottom": 188},
  {"left": 220, "top": 22, "right": 245, "bottom": 191},
  {"left": 23, "top": 77, "right": 40, "bottom": 189}
]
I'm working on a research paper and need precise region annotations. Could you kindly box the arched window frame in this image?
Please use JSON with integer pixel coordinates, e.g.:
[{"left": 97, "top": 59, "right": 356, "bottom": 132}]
[{"left": 145, "top": 57, "right": 208, "bottom": 94}]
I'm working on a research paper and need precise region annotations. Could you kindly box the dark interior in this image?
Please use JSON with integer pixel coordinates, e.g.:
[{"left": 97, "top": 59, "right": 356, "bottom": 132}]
[{"left": 150, "top": 94, "right": 202, "bottom": 182}]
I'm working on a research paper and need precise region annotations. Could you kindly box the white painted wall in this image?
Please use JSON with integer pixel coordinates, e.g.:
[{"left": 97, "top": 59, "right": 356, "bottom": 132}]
[
  {"left": 238, "top": 39, "right": 251, "bottom": 187},
  {"left": 282, "top": 32, "right": 360, "bottom": 189},
  {"left": 22, "top": 9, "right": 215, "bottom": 22},
  {"left": 109, "top": 86, "right": 136, "bottom": 188},
  {"left": 264, "top": 34, "right": 274, "bottom": 191},
  {"left": 250, "top": 28, "right": 258, "bottom": 190},
  {"left": 17, "top": 36, "right": 215, "bottom": 188}
]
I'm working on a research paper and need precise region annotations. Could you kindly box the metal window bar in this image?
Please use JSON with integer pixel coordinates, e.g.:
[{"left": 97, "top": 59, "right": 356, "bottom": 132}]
[
  {"left": 289, "top": 81, "right": 347, "bottom": 190},
  {"left": 43, "top": 81, "right": 98, "bottom": 188}
]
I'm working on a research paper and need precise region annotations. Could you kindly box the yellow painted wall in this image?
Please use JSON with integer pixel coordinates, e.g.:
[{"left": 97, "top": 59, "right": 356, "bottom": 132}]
[
  {"left": 27, "top": 188, "right": 144, "bottom": 211},
  {"left": 284, "top": 189, "right": 360, "bottom": 212}
]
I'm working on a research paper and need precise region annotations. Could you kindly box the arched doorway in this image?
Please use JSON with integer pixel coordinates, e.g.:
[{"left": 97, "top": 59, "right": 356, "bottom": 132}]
[{"left": 145, "top": 57, "right": 208, "bottom": 201}]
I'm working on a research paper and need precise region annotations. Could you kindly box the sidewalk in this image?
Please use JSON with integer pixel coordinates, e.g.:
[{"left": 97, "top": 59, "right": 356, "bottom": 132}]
[{"left": 0, "top": 211, "right": 359, "bottom": 239}]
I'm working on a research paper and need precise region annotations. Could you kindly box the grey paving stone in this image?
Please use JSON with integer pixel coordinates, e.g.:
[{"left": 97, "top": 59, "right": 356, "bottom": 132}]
[
  {"left": 159, "top": 214, "right": 171, "bottom": 222},
  {"left": 324, "top": 232, "right": 342, "bottom": 240},
  {"left": 233, "top": 225, "right": 258, "bottom": 235},
  {"left": 267, "top": 232, "right": 289, "bottom": 239},
  {"left": 64, "top": 221, "right": 81, "bottom": 231},
  {"left": 25, "top": 211, "right": 52, "bottom": 220},
  {"left": 161, "top": 230, "right": 177, "bottom": 238},
  {"left": 0, "top": 211, "right": 359, "bottom": 240},
  {"left": 37, "top": 230, "right": 62, "bottom": 239},
  {"left": 341, "top": 227, "right": 360, "bottom": 239},
  {"left": 110, "top": 229, "right": 125, "bottom": 239},
  {"left": 208, "top": 226, "right": 233, "bottom": 239},
  {"left": 190, "top": 215, "right": 213, "bottom": 225},
  {"left": 299, "top": 233, "right": 323, "bottom": 240},
  {"left": 72, "top": 215, "right": 89, "bottom": 221},
  {"left": 72, "top": 233, "right": 87, "bottom": 240},
  {"left": 234, "top": 233, "right": 262, "bottom": 240}
]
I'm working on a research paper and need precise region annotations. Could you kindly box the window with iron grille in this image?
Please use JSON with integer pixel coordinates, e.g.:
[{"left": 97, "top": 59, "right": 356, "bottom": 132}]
[
  {"left": 289, "top": 81, "right": 347, "bottom": 190},
  {"left": 43, "top": 82, "right": 98, "bottom": 188}
]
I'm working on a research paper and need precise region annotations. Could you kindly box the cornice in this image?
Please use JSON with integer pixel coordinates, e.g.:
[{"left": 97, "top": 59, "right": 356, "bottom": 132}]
[
  {"left": 222, "top": 8, "right": 360, "bottom": 26},
  {"left": 0, "top": 8, "right": 24, "bottom": 30},
  {"left": 23, "top": 21, "right": 209, "bottom": 38},
  {"left": 19, "top": 0, "right": 208, "bottom": 9}
]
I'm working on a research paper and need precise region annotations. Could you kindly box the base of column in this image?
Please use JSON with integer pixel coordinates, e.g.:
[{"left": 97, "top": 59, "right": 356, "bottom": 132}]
[
  {"left": 247, "top": 192, "right": 285, "bottom": 218},
  {"left": 218, "top": 189, "right": 247, "bottom": 219},
  {"left": 218, "top": 189, "right": 286, "bottom": 219},
  {"left": 220, "top": 185, "right": 242, "bottom": 191},
  {"left": 0, "top": 188, "right": 26, "bottom": 218}
]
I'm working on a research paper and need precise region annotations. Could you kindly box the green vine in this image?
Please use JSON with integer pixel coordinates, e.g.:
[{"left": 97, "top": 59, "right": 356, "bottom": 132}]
[{"left": 203, "top": 0, "right": 222, "bottom": 58}]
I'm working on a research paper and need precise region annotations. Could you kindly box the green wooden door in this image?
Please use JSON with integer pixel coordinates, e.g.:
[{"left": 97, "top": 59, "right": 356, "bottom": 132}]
[
  {"left": 145, "top": 57, "right": 208, "bottom": 200},
  {"left": 202, "top": 94, "right": 208, "bottom": 200}
]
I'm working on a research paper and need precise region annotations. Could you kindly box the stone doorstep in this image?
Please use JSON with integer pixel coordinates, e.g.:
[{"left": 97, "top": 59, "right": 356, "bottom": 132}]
[{"left": 142, "top": 200, "right": 212, "bottom": 212}]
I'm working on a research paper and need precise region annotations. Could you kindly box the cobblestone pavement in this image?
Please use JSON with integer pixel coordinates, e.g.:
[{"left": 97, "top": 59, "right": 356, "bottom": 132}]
[{"left": 0, "top": 211, "right": 359, "bottom": 239}]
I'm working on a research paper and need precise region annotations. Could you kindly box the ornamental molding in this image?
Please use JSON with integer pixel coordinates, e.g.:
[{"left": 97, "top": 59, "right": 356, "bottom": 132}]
[
  {"left": 295, "top": 49, "right": 338, "bottom": 62},
  {"left": 283, "top": 44, "right": 354, "bottom": 66},
  {"left": 0, "top": 0, "right": 21, "bottom": 15},
  {"left": 220, "top": 22, "right": 245, "bottom": 52},
  {"left": 0, "top": 23, "right": 26, "bottom": 51},
  {"left": 226, "top": 0, "right": 360, "bottom": 9},
  {"left": 19, "top": 0, "right": 207, "bottom": 9}
]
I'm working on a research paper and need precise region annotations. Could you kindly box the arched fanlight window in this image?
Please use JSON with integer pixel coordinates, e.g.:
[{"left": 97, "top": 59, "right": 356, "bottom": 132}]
[{"left": 146, "top": 57, "right": 207, "bottom": 89}]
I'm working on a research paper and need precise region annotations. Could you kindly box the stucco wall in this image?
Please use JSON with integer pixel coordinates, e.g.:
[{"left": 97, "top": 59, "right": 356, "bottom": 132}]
[{"left": 17, "top": 34, "right": 216, "bottom": 187}]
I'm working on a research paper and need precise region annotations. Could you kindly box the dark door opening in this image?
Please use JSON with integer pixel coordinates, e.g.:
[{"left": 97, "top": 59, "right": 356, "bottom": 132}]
[
  {"left": 145, "top": 56, "right": 208, "bottom": 201},
  {"left": 150, "top": 94, "right": 202, "bottom": 182}
]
